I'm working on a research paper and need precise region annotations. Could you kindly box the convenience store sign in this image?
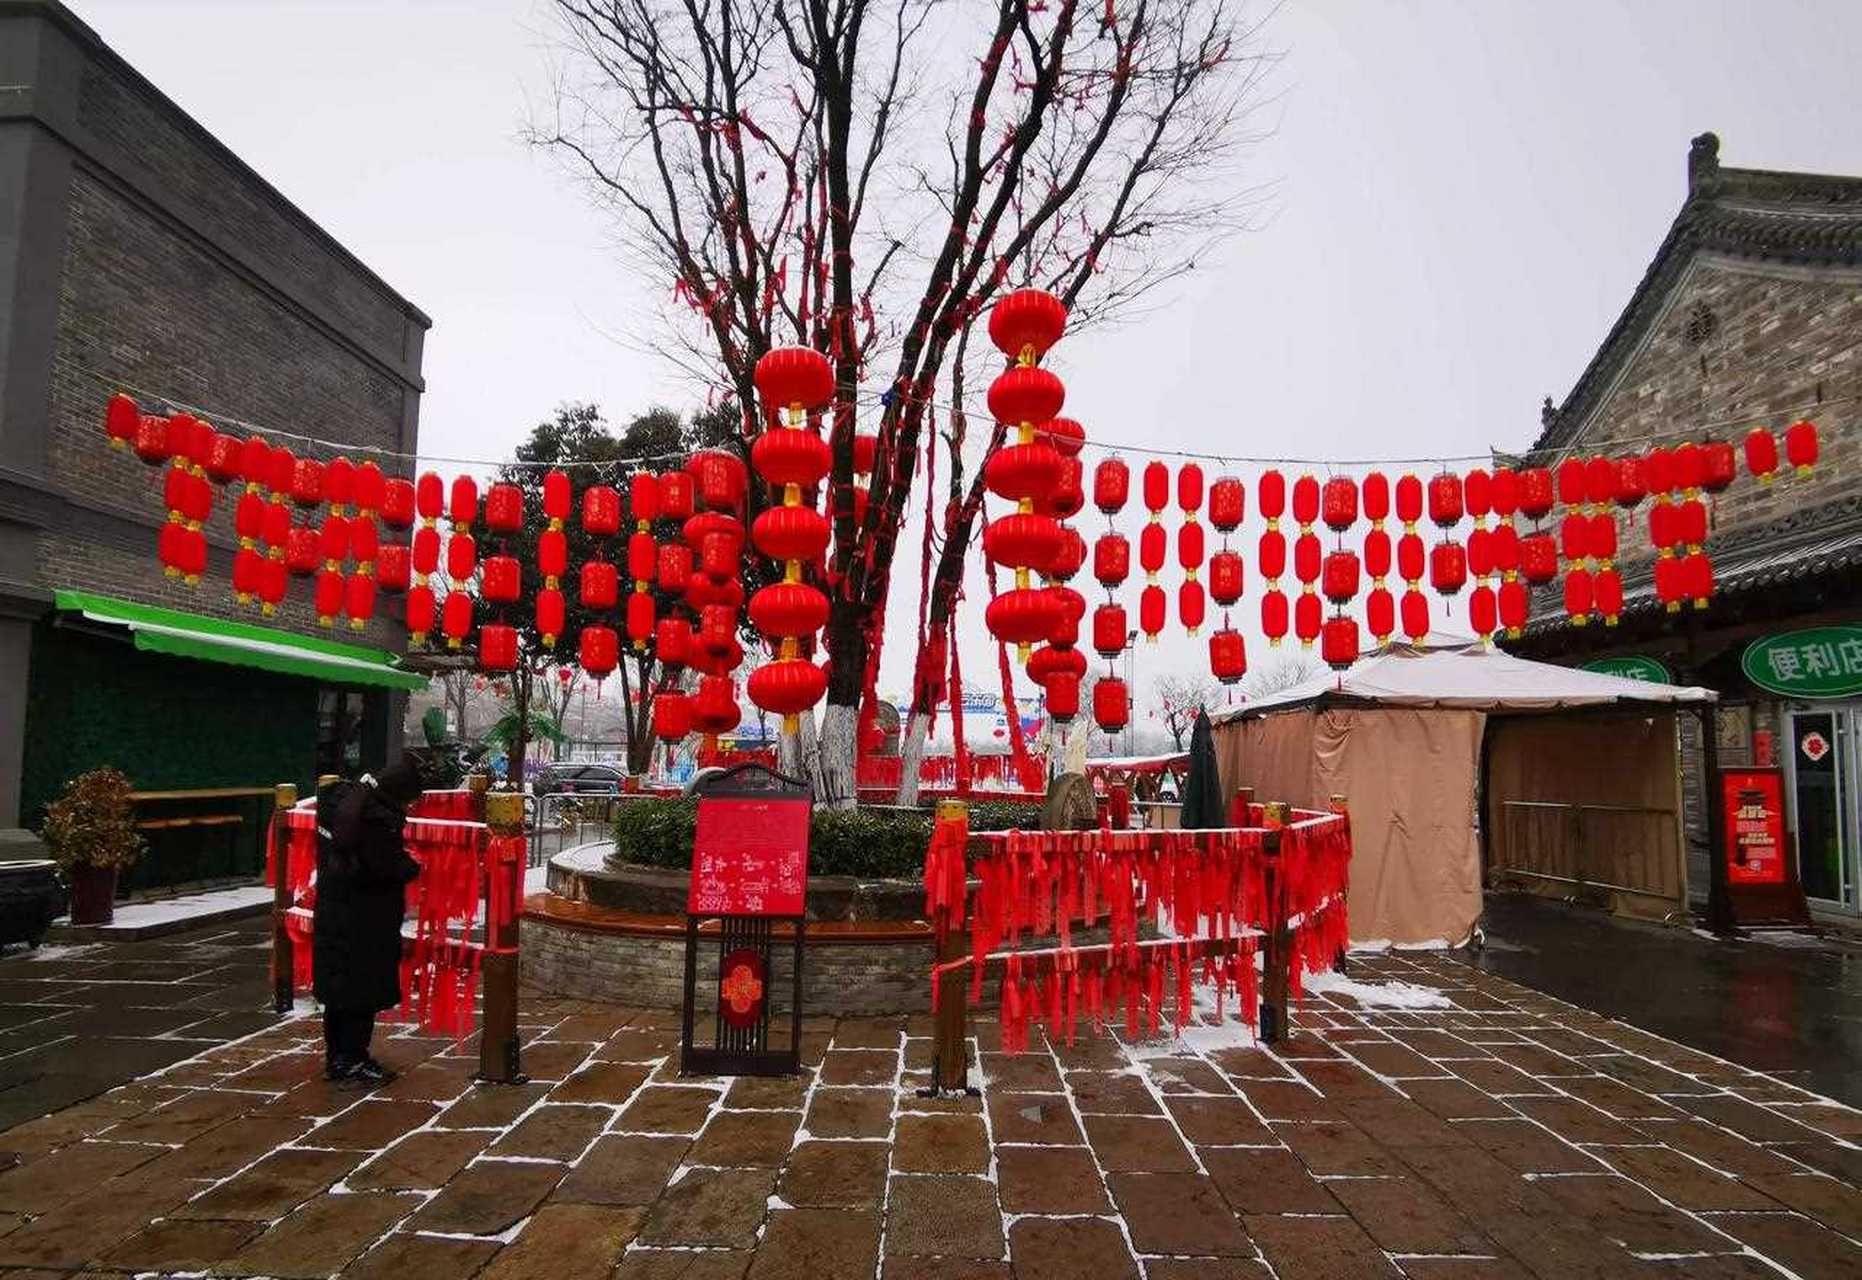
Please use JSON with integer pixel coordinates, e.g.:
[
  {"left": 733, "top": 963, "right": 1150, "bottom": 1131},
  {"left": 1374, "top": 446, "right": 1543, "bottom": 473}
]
[{"left": 1742, "top": 626, "right": 1862, "bottom": 699}]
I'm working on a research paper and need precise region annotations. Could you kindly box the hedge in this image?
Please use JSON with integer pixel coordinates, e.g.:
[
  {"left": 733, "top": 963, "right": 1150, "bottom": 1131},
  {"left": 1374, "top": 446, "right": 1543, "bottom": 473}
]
[{"left": 613, "top": 796, "right": 1042, "bottom": 879}]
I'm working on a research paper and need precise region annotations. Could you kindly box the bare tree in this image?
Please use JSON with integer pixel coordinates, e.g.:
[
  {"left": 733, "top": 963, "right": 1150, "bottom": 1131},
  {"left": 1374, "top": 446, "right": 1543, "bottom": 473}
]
[
  {"left": 1154, "top": 671, "right": 1221, "bottom": 750},
  {"left": 1239, "top": 652, "right": 1319, "bottom": 701},
  {"left": 538, "top": 0, "right": 1275, "bottom": 802}
]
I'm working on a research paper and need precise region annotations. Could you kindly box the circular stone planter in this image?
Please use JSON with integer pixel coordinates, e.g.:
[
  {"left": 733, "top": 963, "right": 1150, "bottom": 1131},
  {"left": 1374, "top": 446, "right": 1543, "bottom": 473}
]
[{"left": 521, "top": 842, "right": 937, "bottom": 1014}]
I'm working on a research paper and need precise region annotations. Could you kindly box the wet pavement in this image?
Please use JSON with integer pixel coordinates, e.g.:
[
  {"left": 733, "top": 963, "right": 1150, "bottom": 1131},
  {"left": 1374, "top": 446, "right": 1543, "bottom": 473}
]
[
  {"left": 0, "top": 952, "right": 1855, "bottom": 1277},
  {"left": 0, "top": 918, "right": 279, "bottom": 1131},
  {"left": 1472, "top": 892, "right": 1862, "bottom": 1109}
]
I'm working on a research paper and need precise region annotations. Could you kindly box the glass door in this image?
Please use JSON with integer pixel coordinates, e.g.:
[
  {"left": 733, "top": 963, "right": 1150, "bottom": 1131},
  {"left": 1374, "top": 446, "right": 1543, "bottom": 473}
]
[{"left": 1785, "top": 707, "right": 1856, "bottom": 911}]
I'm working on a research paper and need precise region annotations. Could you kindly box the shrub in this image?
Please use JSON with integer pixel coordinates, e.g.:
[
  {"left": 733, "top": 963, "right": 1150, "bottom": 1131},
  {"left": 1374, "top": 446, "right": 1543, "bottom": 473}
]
[
  {"left": 40, "top": 767, "right": 144, "bottom": 873},
  {"left": 614, "top": 797, "right": 947, "bottom": 879},
  {"left": 965, "top": 800, "right": 1043, "bottom": 833}
]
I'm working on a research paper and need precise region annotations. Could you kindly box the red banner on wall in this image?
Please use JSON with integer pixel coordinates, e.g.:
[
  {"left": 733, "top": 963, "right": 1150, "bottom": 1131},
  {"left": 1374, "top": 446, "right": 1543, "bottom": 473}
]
[
  {"left": 1721, "top": 768, "right": 1787, "bottom": 886},
  {"left": 687, "top": 794, "right": 811, "bottom": 916}
]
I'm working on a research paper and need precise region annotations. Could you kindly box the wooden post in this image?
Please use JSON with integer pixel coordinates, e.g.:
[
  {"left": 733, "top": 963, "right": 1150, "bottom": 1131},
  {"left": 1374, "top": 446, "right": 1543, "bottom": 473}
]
[
  {"left": 478, "top": 787, "right": 527, "bottom": 1083},
  {"left": 1229, "top": 786, "right": 1254, "bottom": 828},
  {"left": 1329, "top": 793, "right": 1349, "bottom": 976},
  {"left": 929, "top": 798, "right": 972, "bottom": 1095},
  {"left": 270, "top": 783, "right": 298, "bottom": 1014},
  {"left": 1259, "top": 801, "right": 1291, "bottom": 1043}
]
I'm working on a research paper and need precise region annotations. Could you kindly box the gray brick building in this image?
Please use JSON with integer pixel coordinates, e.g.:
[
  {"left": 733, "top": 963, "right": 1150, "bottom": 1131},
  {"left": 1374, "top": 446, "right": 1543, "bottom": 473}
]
[
  {"left": 0, "top": 1, "right": 429, "bottom": 882},
  {"left": 1517, "top": 133, "right": 1862, "bottom": 923}
]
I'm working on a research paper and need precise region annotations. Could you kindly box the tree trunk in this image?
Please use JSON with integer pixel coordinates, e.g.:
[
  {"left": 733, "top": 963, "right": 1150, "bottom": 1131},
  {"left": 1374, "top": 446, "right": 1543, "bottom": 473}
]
[
  {"left": 816, "top": 702, "right": 858, "bottom": 810},
  {"left": 509, "top": 670, "right": 531, "bottom": 790},
  {"left": 895, "top": 709, "right": 930, "bottom": 807}
]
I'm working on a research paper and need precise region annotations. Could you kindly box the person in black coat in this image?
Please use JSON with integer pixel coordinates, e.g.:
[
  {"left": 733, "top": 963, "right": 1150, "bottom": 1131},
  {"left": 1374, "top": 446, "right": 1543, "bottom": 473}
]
[{"left": 314, "top": 760, "right": 423, "bottom": 1084}]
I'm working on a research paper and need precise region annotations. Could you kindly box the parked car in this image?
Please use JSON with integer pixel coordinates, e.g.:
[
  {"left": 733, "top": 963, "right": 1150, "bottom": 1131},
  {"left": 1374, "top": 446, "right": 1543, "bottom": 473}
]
[{"left": 533, "top": 763, "right": 627, "bottom": 798}]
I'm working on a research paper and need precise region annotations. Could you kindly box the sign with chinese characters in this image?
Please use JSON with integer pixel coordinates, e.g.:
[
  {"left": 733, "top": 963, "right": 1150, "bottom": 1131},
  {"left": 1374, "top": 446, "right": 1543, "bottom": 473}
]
[
  {"left": 717, "top": 947, "right": 767, "bottom": 1029},
  {"left": 1720, "top": 769, "right": 1787, "bottom": 886},
  {"left": 687, "top": 794, "right": 811, "bottom": 917},
  {"left": 1581, "top": 655, "right": 1672, "bottom": 683},
  {"left": 1801, "top": 730, "right": 1831, "bottom": 763},
  {"left": 1742, "top": 627, "right": 1862, "bottom": 699}
]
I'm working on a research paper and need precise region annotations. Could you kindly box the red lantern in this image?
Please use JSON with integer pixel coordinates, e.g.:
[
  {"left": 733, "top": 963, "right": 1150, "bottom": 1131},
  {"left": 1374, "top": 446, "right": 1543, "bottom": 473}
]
[
  {"left": 318, "top": 514, "right": 351, "bottom": 570},
  {"left": 485, "top": 483, "right": 524, "bottom": 533},
  {"left": 1364, "top": 528, "right": 1391, "bottom": 583},
  {"left": 1491, "top": 468, "right": 1519, "bottom": 520},
  {"left": 692, "top": 674, "right": 740, "bottom": 737},
  {"left": 1294, "top": 592, "right": 1321, "bottom": 649},
  {"left": 1594, "top": 568, "right": 1623, "bottom": 626},
  {"left": 1045, "top": 672, "right": 1081, "bottom": 723},
  {"left": 1142, "top": 461, "right": 1170, "bottom": 517},
  {"left": 1209, "top": 628, "right": 1246, "bottom": 685},
  {"left": 579, "top": 624, "right": 619, "bottom": 677},
  {"left": 749, "top": 660, "right": 828, "bottom": 730},
  {"left": 1744, "top": 428, "right": 1779, "bottom": 484},
  {"left": 1426, "top": 473, "right": 1462, "bottom": 529},
  {"left": 1208, "top": 550, "right": 1243, "bottom": 605},
  {"left": 627, "top": 591, "right": 656, "bottom": 649},
  {"left": 1521, "top": 533, "right": 1557, "bottom": 584},
  {"left": 205, "top": 433, "right": 243, "bottom": 485},
  {"left": 1094, "top": 534, "right": 1131, "bottom": 587},
  {"left": 627, "top": 531, "right": 657, "bottom": 585},
  {"left": 535, "top": 586, "right": 565, "bottom": 646},
  {"left": 1464, "top": 470, "right": 1492, "bottom": 522},
  {"left": 1644, "top": 446, "right": 1676, "bottom": 499},
  {"left": 985, "top": 512, "right": 1062, "bottom": 573},
  {"left": 1050, "top": 526, "right": 1086, "bottom": 582},
  {"left": 406, "top": 584, "right": 436, "bottom": 641},
  {"left": 442, "top": 591, "right": 473, "bottom": 648},
  {"left": 1293, "top": 533, "right": 1321, "bottom": 588},
  {"left": 1586, "top": 455, "right": 1617, "bottom": 508},
  {"left": 1292, "top": 474, "right": 1320, "bottom": 531},
  {"left": 629, "top": 472, "right": 662, "bottom": 529},
  {"left": 1786, "top": 420, "right": 1819, "bottom": 476},
  {"left": 581, "top": 560, "right": 619, "bottom": 610},
  {"left": 482, "top": 555, "right": 520, "bottom": 603},
  {"left": 543, "top": 470, "right": 571, "bottom": 529},
  {"left": 1179, "top": 581, "right": 1206, "bottom": 635},
  {"left": 1093, "top": 604, "right": 1128, "bottom": 658},
  {"left": 1093, "top": 677, "right": 1129, "bottom": 733},
  {"left": 1367, "top": 587, "right": 1395, "bottom": 645},
  {"left": 1362, "top": 472, "right": 1390, "bottom": 527},
  {"left": 350, "top": 516, "right": 379, "bottom": 570},
  {"left": 1560, "top": 513, "right": 1590, "bottom": 567},
  {"left": 287, "top": 526, "right": 320, "bottom": 577},
  {"left": 1394, "top": 474, "right": 1422, "bottom": 530},
  {"left": 1178, "top": 522, "right": 1205, "bottom": 578},
  {"left": 416, "top": 471, "right": 444, "bottom": 524},
  {"left": 1321, "top": 476, "right": 1358, "bottom": 532},
  {"left": 1675, "top": 498, "right": 1707, "bottom": 551},
  {"left": 1556, "top": 457, "right": 1588, "bottom": 509},
  {"left": 1614, "top": 457, "right": 1646, "bottom": 509},
  {"left": 1322, "top": 550, "right": 1360, "bottom": 603},
  {"left": 231, "top": 547, "right": 263, "bottom": 605},
  {"left": 1259, "top": 470, "right": 1286, "bottom": 523},
  {"left": 238, "top": 437, "right": 272, "bottom": 491},
  {"left": 1429, "top": 541, "right": 1466, "bottom": 596},
  {"left": 291, "top": 458, "right": 324, "bottom": 509},
  {"left": 755, "top": 347, "right": 835, "bottom": 421},
  {"left": 1177, "top": 463, "right": 1204, "bottom": 518},
  {"left": 1208, "top": 477, "right": 1244, "bottom": 532},
  {"left": 1518, "top": 467, "right": 1554, "bottom": 520},
  {"left": 1258, "top": 529, "right": 1286, "bottom": 584},
  {"left": 1682, "top": 551, "right": 1714, "bottom": 609},
  {"left": 446, "top": 533, "right": 477, "bottom": 585},
  {"left": 480, "top": 624, "right": 518, "bottom": 672},
  {"left": 1094, "top": 458, "right": 1130, "bottom": 514},
  {"left": 987, "top": 443, "right": 1063, "bottom": 506},
  {"left": 1397, "top": 532, "right": 1424, "bottom": 587},
  {"left": 1491, "top": 522, "right": 1520, "bottom": 579},
  {"left": 692, "top": 450, "right": 748, "bottom": 512},
  {"left": 376, "top": 543, "right": 411, "bottom": 594},
  {"left": 583, "top": 485, "right": 621, "bottom": 536},
  {"left": 382, "top": 477, "right": 416, "bottom": 530},
  {"left": 1563, "top": 568, "right": 1594, "bottom": 626},
  {"left": 988, "top": 288, "right": 1068, "bottom": 362},
  {"left": 1400, "top": 588, "right": 1429, "bottom": 643},
  {"left": 1262, "top": 589, "right": 1289, "bottom": 645},
  {"left": 104, "top": 393, "right": 139, "bottom": 449},
  {"left": 659, "top": 471, "right": 695, "bottom": 522},
  {"left": 656, "top": 616, "right": 693, "bottom": 667},
  {"left": 1672, "top": 442, "right": 1703, "bottom": 497},
  {"left": 987, "top": 365, "right": 1066, "bottom": 428},
  {"left": 316, "top": 572, "right": 348, "bottom": 627},
  {"left": 1139, "top": 584, "right": 1166, "bottom": 640},
  {"left": 1321, "top": 615, "right": 1358, "bottom": 670},
  {"left": 654, "top": 692, "right": 693, "bottom": 742},
  {"left": 1469, "top": 585, "right": 1497, "bottom": 641},
  {"left": 657, "top": 543, "right": 693, "bottom": 595},
  {"left": 1654, "top": 555, "right": 1684, "bottom": 614},
  {"left": 1139, "top": 522, "right": 1167, "bottom": 580},
  {"left": 1467, "top": 527, "right": 1494, "bottom": 583},
  {"left": 987, "top": 588, "right": 1058, "bottom": 649},
  {"left": 750, "top": 581, "right": 830, "bottom": 638},
  {"left": 449, "top": 475, "right": 478, "bottom": 528},
  {"left": 1701, "top": 440, "right": 1736, "bottom": 494},
  {"left": 1589, "top": 513, "right": 1618, "bottom": 568}
]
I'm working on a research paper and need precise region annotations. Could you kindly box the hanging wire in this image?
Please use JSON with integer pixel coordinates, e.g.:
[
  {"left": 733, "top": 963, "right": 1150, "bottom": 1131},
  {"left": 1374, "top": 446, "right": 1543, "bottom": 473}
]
[{"left": 81, "top": 363, "right": 1854, "bottom": 475}]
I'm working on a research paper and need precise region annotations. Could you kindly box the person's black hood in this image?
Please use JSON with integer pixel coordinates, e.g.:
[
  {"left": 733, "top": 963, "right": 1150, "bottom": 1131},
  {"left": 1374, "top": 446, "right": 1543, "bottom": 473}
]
[{"left": 372, "top": 760, "right": 425, "bottom": 809}]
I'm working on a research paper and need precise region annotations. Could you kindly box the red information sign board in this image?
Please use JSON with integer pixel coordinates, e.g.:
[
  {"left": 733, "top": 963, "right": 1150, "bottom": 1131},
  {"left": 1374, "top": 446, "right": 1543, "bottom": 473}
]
[
  {"left": 687, "top": 794, "right": 811, "bottom": 916},
  {"left": 1721, "top": 768, "right": 1787, "bottom": 886}
]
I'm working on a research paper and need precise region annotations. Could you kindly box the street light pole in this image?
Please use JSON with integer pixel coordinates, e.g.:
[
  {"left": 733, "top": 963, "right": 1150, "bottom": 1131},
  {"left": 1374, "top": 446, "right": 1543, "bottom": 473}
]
[{"left": 1124, "top": 628, "right": 1138, "bottom": 756}]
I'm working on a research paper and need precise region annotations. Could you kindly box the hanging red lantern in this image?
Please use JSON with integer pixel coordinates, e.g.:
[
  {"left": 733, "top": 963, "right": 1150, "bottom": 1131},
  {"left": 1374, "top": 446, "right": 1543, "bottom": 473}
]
[
  {"left": 1426, "top": 473, "right": 1463, "bottom": 529},
  {"left": 376, "top": 543, "right": 411, "bottom": 594},
  {"left": 1744, "top": 427, "right": 1779, "bottom": 484},
  {"left": 318, "top": 513, "right": 351, "bottom": 571},
  {"left": 1322, "top": 550, "right": 1360, "bottom": 603},
  {"left": 1786, "top": 420, "right": 1819, "bottom": 476},
  {"left": 205, "top": 433, "right": 243, "bottom": 486},
  {"left": 1675, "top": 497, "right": 1708, "bottom": 551},
  {"left": 656, "top": 616, "right": 693, "bottom": 667},
  {"left": 1394, "top": 474, "right": 1423, "bottom": 530},
  {"left": 482, "top": 554, "right": 520, "bottom": 603},
  {"left": 1139, "top": 584, "right": 1166, "bottom": 640},
  {"left": 1397, "top": 532, "right": 1424, "bottom": 588},
  {"left": 1362, "top": 472, "right": 1390, "bottom": 527},
  {"left": 1142, "top": 461, "right": 1170, "bottom": 517},
  {"left": 986, "top": 588, "right": 1058, "bottom": 649},
  {"left": 1491, "top": 468, "right": 1520, "bottom": 520},
  {"left": 315, "top": 572, "right": 347, "bottom": 628},
  {"left": 1673, "top": 442, "right": 1704, "bottom": 497},
  {"left": 753, "top": 506, "right": 830, "bottom": 563},
  {"left": 1468, "top": 586, "right": 1497, "bottom": 643},
  {"left": 581, "top": 560, "right": 619, "bottom": 610},
  {"left": 1294, "top": 592, "right": 1322, "bottom": 649},
  {"left": 1093, "top": 677, "right": 1129, "bottom": 733},
  {"left": 1209, "top": 628, "right": 1246, "bottom": 684},
  {"left": 987, "top": 365, "right": 1066, "bottom": 428},
  {"left": 1292, "top": 474, "right": 1320, "bottom": 532},
  {"left": 1594, "top": 568, "right": 1623, "bottom": 626},
  {"left": 1491, "top": 522, "right": 1520, "bottom": 579},
  {"left": 1259, "top": 470, "right": 1286, "bottom": 524},
  {"left": 1093, "top": 604, "right": 1128, "bottom": 658},
  {"left": 691, "top": 450, "right": 748, "bottom": 512},
  {"left": 627, "top": 531, "right": 657, "bottom": 587},
  {"left": 1400, "top": 588, "right": 1429, "bottom": 642},
  {"left": 987, "top": 444, "right": 1064, "bottom": 508},
  {"left": 411, "top": 525, "right": 440, "bottom": 582},
  {"left": 985, "top": 512, "right": 1062, "bottom": 574},
  {"left": 543, "top": 470, "right": 572, "bottom": 529},
  {"left": 1644, "top": 446, "right": 1677, "bottom": 499},
  {"left": 415, "top": 471, "right": 445, "bottom": 525},
  {"left": 627, "top": 591, "right": 656, "bottom": 650},
  {"left": 1518, "top": 467, "right": 1554, "bottom": 521},
  {"left": 988, "top": 288, "right": 1069, "bottom": 362},
  {"left": 1367, "top": 587, "right": 1395, "bottom": 646},
  {"left": 1208, "top": 550, "right": 1243, "bottom": 605},
  {"left": 1259, "top": 527, "right": 1286, "bottom": 585},
  {"left": 1560, "top": 512, "right": 1591, "bottom": 568},
  {"left": 1178, "top": 521, "right": 1205, "bottom": 580},
  {"left": 480, "top": 624, "right": 518, "bottom": 672},
  {"left": 446, "top": 533, "right": 477, "bottom": 585},
  {"left": 1321, "top": 615, "right": 1358, "bottom": 670},
  {"left": 659, "top": 471, "right": 695, "bottom": 522},
  {"left": 286, "top": 526, "right": 320, "bottom": 577},
  {"left": 1262, "top": 590, "right": 1289, "bottom": 646},
  {"left": 449, "top": 475, "right": 478, "bottom": 529},
  {"left": 1049, "top": 526, "right": 1086, "bottom": 582},
  {"left": 579, "top": 624, "right": 619, "bottom": 676},
  {"left": 103, "top": 393, "right": 139, "bottom": 449},
  {"left": 318, "top": 457, "right": 352, "bottom": 513},
  {"left": 1094, "top": 534, "right": 1130, "bottom": 587},
  {"left": 1654, "top": 556, "right": 1684, "bottom": 614},
  {"left": 238, "top": 437, "right": 273, "bottom": 492},
  {"left": 1563, "top": 568, "right": 1594, "bottom": 626},
  {"left": 1585, "top": 455, "right": 1617, "bottom": 508},
  {"left": 535, "top": 586, "right": 565, "bottom": 646},
  {"left": 1615, "top": 457, "right": 1647, "bottom": 508},
  {"left": 1208, "top": 477, "right": 1244, "bottom": 532},
  {"left": 1179, "top": 580, "right": 1206, "bottom": 635},
  {"left": 290, "top": 458, "right": 324, "bottom": 509},
  {"left": 657, "top": 543, "right": 693, "bottom": 595},
  {"left": 1521, "top": 533, "right": 1558, "bottom": 585},
  {"left": 350, "top": 516, "right": 379, "bottom": 571},
  {"left": 442, "top": 592, "right": 473, "bottom": 649},
  {"left": 1700, "top": 440, "right": 1736, "bottom": 494},
  {"left": 1468, "top": 527, "right": 1494, "bottom": 584},
  {"left": 1364, "top": 527, "right": 1392, "bottom": 584},
  {"left": 1556, "top": 457, "right": 1588, "bottom": 510},
  {"left": 1589, "top": 513, "right": 1618, "bottom": 568},
  {"left": 1464, "top": 469, "right": 1492, "bottom": 524},
  {"left": 406, "top": 583, "right": 436, "bottom": 643},
  {"left": 231, "top": 547, "right": 263, "bottom": 605},
  {"left": 583, "top": 485, "right": 622, "bottom": 536},
  {"left": 537, "top": 529, "right": 568, "bottom": 589},
  {"left": 629, "top": 472, "right": 662, "bottom": 530},
  {"left": 755, "top": 347, "right": 836, "bottom": 423},
  {"left": 1044, "top": 671, "right": 1081, "bottom": 723},
  {"left": 654, "top": 692, "right": 693, "bottom": 743},
  {"left": 1177, "top": 463, "right": 1204, "bottom": 518},
  {"left": 1093, "top": 458, "right": 1130, "bottom": 514},
  {"left": 1498, "top": 576, "right": 1530, "bottom": 637},
  {"left": 235, "top": 490, "right": 266, "bottom": 550},
  {"left": 484, "top": 483, "right": 524, "bottom": 534},
  {"left": 692, "top": 674, "right": 740, "bottom": 739},
  {"left": 750, "top": 581, "right": 830, "bottom": 638},
  {"left": 382, "top": 477, "right": 416, "bottom": 530},
  {"left": 1429, "top": 541, "right": 1466, "bottom": 596},
  {"left": 1321, "top": 476, "right": 1358, "bottom": 532},
  {"left": 749, "top": 661, "right": 828, "bottom": 730},
  {"left": 1139, "top": 522, "right": 1167, "bottom": 582},
  {"left": 1293, "top": 532, "right": 1321, "bottom": 588}
]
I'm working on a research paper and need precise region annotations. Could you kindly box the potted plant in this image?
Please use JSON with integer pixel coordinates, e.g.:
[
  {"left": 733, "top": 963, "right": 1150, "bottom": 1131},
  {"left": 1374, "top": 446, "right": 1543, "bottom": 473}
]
[{"left": 40, "top": 767, "right": 144, "bottom": 926}]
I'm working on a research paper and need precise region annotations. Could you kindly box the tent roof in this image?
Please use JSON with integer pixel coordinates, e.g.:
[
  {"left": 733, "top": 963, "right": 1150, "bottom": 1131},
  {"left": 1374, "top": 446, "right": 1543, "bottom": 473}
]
[{"left": 1212, "top": 642, "right": 1715, "bottom": 723}]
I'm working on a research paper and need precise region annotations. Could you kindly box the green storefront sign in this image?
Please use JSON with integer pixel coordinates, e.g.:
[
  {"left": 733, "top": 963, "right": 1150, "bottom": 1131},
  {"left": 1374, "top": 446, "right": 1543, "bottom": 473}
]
[
  {"left": 1580, "top": 655, "right": 1672, "bottom": 683},
  {"left": 1742, "top": 626, "right": 1862, "bottom": 699}
]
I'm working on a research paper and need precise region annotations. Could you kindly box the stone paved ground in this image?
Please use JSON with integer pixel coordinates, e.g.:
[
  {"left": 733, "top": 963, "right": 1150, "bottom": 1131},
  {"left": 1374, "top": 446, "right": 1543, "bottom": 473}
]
[{"left": 0, "top": 949, "right": 1857, "bottom": 1277}]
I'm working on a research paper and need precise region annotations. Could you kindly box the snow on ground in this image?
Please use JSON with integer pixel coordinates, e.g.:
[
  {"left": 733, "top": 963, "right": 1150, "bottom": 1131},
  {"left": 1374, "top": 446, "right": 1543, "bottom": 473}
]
[
  {"left": 56, "top": 884, "right": 272, "bottom": 934},
  {"left": 1303, "top": 968, "right": 1453, "bottom": 1009}
]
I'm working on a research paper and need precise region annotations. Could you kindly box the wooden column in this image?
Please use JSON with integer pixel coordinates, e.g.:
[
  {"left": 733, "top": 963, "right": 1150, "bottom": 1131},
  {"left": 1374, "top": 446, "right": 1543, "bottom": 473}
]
[
  {"left": 1329, "top": 793, "right": 1349, "bottom": 976},
  {"left": 929, "top": 798, "right": 971, "bottom": 1095},
  {"left": 1229, "top": 786, "right": 1255, "bottom": 828},
  {"left": 270, "top": 782, "right": 298, "bottom": 1014},
  {"left": 478, "top": 787, "right": 527, "bottom": 1083},
  {"left": 1259, "top": 801, "right": 1291, "bottom": 1043}
]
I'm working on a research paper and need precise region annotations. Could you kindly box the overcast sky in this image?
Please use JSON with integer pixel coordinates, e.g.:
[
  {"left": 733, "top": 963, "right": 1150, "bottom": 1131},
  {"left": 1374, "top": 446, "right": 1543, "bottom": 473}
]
[{"left": 69, "top": 0, "right": 1862, "bottom": 725}]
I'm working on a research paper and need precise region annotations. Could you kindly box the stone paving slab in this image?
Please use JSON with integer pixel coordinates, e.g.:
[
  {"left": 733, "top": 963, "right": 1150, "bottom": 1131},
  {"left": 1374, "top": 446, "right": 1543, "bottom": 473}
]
[{"left": 0, "top": 949, "right": 1853, "bottom": 1276}]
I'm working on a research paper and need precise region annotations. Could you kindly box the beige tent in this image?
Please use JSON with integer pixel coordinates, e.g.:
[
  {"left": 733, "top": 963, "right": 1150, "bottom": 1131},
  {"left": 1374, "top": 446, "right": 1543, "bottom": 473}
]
[{"left": 1210, "top": 643, "right": 1715, "bottom": 948}]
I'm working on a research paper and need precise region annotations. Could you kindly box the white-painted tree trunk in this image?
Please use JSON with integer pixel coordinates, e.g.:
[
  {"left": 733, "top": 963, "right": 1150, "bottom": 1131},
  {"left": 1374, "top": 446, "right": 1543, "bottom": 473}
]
[
  {"left": 895, "top": 709, "right": 930, "bottom": 806},
  {"left": 777, "top": 708, "right": 817, "bottom": 780},
  {"left": 815, "top": 702, "right": 859, "bottom": 809}
]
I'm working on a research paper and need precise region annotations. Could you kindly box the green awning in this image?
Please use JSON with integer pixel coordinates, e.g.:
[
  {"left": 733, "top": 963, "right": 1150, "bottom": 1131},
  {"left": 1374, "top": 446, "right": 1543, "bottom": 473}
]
[{"left": 55, "top": 590, "right": 429, "bottom": 692}]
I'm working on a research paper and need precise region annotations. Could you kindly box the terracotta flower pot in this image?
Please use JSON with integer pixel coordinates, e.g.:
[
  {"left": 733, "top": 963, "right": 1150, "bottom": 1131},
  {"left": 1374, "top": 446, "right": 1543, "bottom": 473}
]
[{"left": 68, "top": 864, "right": 118, "bottom": 926}]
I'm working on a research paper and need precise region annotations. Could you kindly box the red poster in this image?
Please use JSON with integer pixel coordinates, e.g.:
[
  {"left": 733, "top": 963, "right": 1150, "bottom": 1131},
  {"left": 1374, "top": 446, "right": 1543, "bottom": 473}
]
[
  {"left": 687, "top": 794, "right": 811, "bottom": 916},
  {"left": 1721, "top": 769, "right": 1786, "bottom": 886}
]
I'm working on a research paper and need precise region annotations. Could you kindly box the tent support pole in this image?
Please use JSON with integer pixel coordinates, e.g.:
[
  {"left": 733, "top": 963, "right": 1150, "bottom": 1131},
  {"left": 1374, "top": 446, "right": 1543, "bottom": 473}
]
[{"left": 1696, "top": 704, "right": 1739, "bottom": 937}]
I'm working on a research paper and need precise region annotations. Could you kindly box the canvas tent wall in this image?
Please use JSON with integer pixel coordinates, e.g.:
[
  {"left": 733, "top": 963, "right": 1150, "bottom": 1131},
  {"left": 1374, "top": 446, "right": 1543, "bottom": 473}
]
[{"left": 1210, "top": 644, "right": 1714, "bottom": 947}]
